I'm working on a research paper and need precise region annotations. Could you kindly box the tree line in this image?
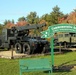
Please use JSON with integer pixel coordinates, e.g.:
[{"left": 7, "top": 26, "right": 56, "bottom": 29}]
[{"left": 0, "top": 5, "right": 76, "bottom": 34}]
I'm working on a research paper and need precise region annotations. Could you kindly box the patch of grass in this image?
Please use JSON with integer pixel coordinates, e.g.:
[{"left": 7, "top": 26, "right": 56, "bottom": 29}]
[
  {"left": 0, "top": 59, "right": 19, "bottom": 75},
  {"left": 0, "top": 52, "right": 76, "bottom": 75}
]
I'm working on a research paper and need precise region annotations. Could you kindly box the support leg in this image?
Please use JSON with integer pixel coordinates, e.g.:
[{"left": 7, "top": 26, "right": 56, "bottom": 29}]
[
  {"left": 20, "top": 71, "right": 22, "bottom": 75},
  {"left": 49, "top": 71, "right": 50, "bottom": 75}
]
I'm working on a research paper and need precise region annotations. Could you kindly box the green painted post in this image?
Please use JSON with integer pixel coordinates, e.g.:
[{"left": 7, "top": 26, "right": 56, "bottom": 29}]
[
  {"left": 41, "top": 23, "right": 76, "bottom": 74},
  {"left": 50, "top": 37, "right": 54, "bottom": 67}
]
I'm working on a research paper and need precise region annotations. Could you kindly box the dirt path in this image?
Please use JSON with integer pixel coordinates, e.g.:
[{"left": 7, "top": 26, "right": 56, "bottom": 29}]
[
  {"left": 0, "top": 50, "right": 45, "bottom": 59},
  {"left": 0, "top": 50, "right": 27, "bottom": 59}
]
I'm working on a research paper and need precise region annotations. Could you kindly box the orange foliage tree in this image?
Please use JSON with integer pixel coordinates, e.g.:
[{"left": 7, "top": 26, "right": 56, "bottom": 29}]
[
  {"left": 58, "top": 14, "right": 68, "bottom": 23},
  {"left": 58, "top": 12, "right": 76, "bottom": 24},
  {"left": 39, "top": 20, "right": 48, "bottom": 30},
  {"left": 66, "top": 12, "right": 76, "bottom": 24},
  {"left": 4, "top": 22, "right": 15, "bottom": 29},
  {"left": 16, "top": 21, "right": 29, "bottom": 26}
]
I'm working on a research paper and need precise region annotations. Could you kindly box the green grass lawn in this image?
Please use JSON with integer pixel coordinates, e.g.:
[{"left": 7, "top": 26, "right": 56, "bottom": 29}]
[{"left": 0, "top": 52, "right": 76, "bottom": 75}]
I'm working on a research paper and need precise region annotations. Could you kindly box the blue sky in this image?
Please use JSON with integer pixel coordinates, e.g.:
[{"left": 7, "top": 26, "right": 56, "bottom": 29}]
[{"left": 0, "top": 0, "right": 76, "bottom": 24}]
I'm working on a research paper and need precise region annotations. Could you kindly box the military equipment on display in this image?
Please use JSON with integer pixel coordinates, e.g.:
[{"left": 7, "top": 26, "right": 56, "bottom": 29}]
[
  {"left": 0, "top": 23, "right": 50, "bottom": 54},
  {"left": 55, "top": 32, "right": 76, "bottom": 47}
]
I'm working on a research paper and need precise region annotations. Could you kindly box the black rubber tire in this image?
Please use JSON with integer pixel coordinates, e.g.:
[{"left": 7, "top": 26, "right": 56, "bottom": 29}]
[
  {"left": 15, "top": 43, "right": 22, "bottom": 53},
  {"left": 23, "top": 43, "right": 31, "bottom": 54}
]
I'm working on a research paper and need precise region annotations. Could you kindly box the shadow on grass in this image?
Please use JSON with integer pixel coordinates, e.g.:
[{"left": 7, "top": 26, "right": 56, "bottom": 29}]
[
  {"left": 53, "top": 59, "right": 76, "bottom": 73},
  {"left": 54, "top": 64, "right": 76, "bottom": 72},
  {"left": 43, "top": 51, "right": 76, "bottom": 75},
  {"left": 44, "top": 60, "right": 76, "bottom": 75}
]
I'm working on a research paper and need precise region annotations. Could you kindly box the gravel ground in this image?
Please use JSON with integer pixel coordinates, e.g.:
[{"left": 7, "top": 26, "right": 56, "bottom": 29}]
[
  {"left": 0, "top": 50, "right": 27, "bottom": 59},
  {"left": 0, "top": 49, "right": 63, "bottom": 59},
  {"left": 0, "top": 50, "right": 45, "bottom": 59}
]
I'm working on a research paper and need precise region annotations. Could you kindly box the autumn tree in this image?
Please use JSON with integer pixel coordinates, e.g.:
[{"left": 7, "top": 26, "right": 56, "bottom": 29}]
[
  {"left": 39, "top": 19, "right": 48, "bottom": 32},
  {"left": 0, "top": 24, "right": 3, "bottom": 34},
  {"left": 26, "top": 12, "right": 39, "bottom": 24},
  {"left": 59, "top": 10, "right": 76, "bottom": 24},
  {"left": 58, "top": 14, "right": 68, "bottom": 23},
  {"left": 66, "top": 11, "right": 76, "bottom": 24},
  {"left": 4, "top": 22, "right": 15, "bottom": 29},
  {"left": 16, "top": 16, "right": 29, "bottom": 26},
  {"left": 3, "top": 20, "right": 15, "bottom": 29},
  {"left": 16, "top": 20, "right": 28, "bottom": 26},
  {"left": 4, "top": 20, "right": 10, "bottom": 25},
  {"left": 40, "top": 14, "right": 51, "bottom": 26},
  {"left": 40, "top": 5, "right": 64, "bottom": 26},
  {"left": 50, "top": 5, "right": 64, "bottom": 25},
  {"left": 18, "top": 16, "right": 26, "bottom": 21},
  {"left": 26, "top": 12, "right": 39, "bottom": 36},
  {"left": 73, "top": 8, "right": 76, "bottom": 12},
  {"left": 4, "top": 19, "right": 14, "bottom": 25},
  {"left": 12, "top": 19, "right": 14, "bottom": 24}
]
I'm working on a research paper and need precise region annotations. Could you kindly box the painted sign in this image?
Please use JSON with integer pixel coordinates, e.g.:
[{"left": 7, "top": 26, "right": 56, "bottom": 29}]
[
  {"left": 41, "top": 24, "right": 76, "bottom": 38},
  {"left": 41, "top": 29, "right": 52, "bottom": 38},
  {"left": 41, "top": 23, "right": 76, "bottom": 67}
]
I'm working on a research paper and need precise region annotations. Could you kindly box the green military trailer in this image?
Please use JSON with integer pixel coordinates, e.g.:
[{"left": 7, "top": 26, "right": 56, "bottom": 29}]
[{"left": 55, "top": 32, "right": 76, "bottom": 47}]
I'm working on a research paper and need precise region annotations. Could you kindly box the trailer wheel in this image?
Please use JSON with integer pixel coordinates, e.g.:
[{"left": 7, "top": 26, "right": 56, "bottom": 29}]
[
  {"left": 15, "top": 43, "right": 22, "bottom": 53},
  {"left": 23, "top": 43, "right": 30, "bottom": 54}
]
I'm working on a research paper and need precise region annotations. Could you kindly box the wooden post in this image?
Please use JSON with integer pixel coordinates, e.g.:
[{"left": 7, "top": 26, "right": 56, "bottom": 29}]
[
  {"left": 59, "top": 43, "right": 61, "bottom": 53},
  {"left": 11, "top": 45, "right": 14, "bottom": 59},
  {"left": 64, "top": 42, "right": 67, "bottom": 49}
]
